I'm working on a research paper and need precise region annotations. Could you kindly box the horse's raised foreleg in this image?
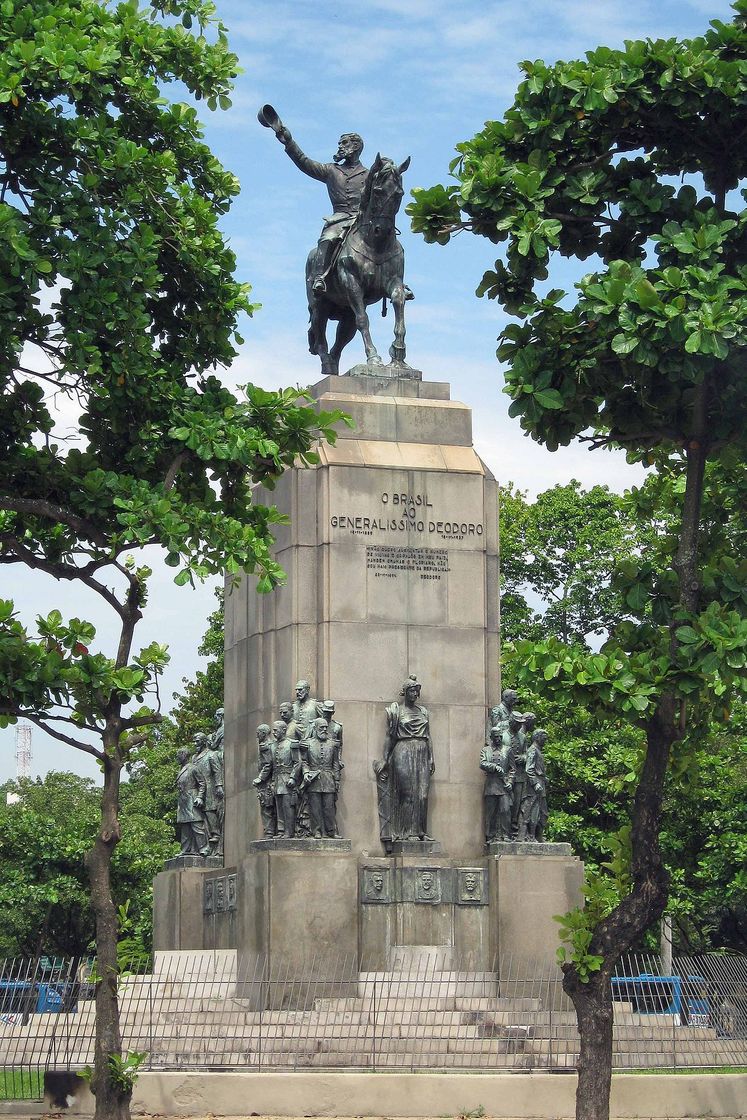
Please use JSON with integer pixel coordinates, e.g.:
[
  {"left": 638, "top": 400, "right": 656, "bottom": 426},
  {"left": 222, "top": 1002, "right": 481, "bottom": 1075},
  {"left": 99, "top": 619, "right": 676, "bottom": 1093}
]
[
  {"left": 329, "top": 310, "right": 356, "bottom": 376},
  {"left": 388, "top": 280, "right": 408, "bottom": 365}
]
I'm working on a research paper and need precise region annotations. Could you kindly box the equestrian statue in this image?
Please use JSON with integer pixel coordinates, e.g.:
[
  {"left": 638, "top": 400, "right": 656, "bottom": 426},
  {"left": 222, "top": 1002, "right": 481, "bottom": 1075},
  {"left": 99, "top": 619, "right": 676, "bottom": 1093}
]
[{"left": 258, "top": 105, "right": 414, "bottom": 377}]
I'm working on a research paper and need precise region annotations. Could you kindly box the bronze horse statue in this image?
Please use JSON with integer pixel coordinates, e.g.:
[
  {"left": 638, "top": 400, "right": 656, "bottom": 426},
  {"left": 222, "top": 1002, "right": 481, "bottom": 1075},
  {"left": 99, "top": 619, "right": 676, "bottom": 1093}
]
[{"left": 306, "top": 154, "right": 413, "bottom": 377}]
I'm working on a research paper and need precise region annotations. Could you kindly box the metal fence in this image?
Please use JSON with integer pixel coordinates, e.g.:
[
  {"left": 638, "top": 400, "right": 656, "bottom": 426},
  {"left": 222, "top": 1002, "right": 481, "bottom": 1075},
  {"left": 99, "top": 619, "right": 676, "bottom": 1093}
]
[{"left": 2, "top": 950, "right": 746, "bottom": 1097}]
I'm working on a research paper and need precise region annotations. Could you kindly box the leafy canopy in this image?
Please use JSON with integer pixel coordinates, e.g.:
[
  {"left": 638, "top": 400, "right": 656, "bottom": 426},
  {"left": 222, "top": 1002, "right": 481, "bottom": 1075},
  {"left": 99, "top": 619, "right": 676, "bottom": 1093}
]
[
  {"left": 410, "top": 4, "right": 747, "bottom": 730},
  {"left": 409, "top": 3, "right": 747, "bottom": 459},
  {"left": 499, "top": 481, "right": 638, "bottom": 645},
  {"left": 0, "top": 0, "right": 349, "bottom": 753}
]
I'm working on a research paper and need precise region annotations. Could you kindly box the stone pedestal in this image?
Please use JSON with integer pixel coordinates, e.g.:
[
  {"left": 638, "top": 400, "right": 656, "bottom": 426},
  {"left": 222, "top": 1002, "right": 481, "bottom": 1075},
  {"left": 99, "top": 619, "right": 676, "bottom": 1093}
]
[
  {"left": 237, "top": 846, "right": 359, "bottom": 1002},
  {"left": 224, "top": 374, "right": 500, "bottom": 868},
  {"left": 154, "top": 372, "right": 585, "bottom": 989},
  {"left": 153, "top": 864, "right": 237, "bottom": 950},
  {"left": 359, "top": 856, "right": 491, "bottom": 970},
  {"left": 489, "top": 850, "right": 584, "bottom": 969}
]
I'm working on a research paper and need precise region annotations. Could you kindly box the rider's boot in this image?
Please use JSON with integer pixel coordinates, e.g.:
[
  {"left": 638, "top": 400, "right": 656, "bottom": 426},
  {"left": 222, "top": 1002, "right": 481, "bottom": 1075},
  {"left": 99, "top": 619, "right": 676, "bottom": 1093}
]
[{"left": 313, "top": 241, "right": 335, "bottom": 295}]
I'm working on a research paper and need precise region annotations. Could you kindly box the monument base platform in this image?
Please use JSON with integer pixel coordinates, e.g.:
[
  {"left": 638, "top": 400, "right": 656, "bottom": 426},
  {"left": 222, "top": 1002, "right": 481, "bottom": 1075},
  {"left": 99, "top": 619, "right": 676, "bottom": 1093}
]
[
  {"left": 343, "top": 360, "right": 423, "bottom": 381},
  {"left": 154, "top": 847, "right": 584, "bottom": 976},
  {"left": 163, "top": 854, "right": 223, "bottom": 870}
]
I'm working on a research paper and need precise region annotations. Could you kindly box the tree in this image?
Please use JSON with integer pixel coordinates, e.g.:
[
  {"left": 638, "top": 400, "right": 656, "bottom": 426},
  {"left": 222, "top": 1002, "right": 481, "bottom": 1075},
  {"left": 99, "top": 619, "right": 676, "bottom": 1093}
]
[
  {"left": 124, "top": 588, "right": 225, "bottom": 891},
  {"left": 499, "top": 481, "right": 638, "bottom": 645},
  {"left": 410, "top": 6, "right": 747, "bottom": 1119},
  {"left": 0, "top": 3, "right": 346, "bottom": 1117},
  {"left": 0, "top": 772, "right": 100, "bottom": 957},
  {"left": 0, "top": 770, "right": 174, "bottom": 960}
]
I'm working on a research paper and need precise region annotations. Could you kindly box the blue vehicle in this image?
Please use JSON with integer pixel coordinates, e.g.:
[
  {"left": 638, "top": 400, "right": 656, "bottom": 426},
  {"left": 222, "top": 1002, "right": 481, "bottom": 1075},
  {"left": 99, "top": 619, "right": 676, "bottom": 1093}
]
[
  {"left": 0, "top": 980, "right": 65, "bottom": 1016},
  {"left": 611, "top": 973, "right": 709, "bottom": 1024}
]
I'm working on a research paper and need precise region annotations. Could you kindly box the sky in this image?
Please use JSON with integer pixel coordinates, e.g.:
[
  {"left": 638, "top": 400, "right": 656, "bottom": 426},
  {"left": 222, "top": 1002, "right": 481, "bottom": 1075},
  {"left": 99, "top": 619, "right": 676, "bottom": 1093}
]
[{"left": 0, "top": 0, "right": 735, "bottom": 783}]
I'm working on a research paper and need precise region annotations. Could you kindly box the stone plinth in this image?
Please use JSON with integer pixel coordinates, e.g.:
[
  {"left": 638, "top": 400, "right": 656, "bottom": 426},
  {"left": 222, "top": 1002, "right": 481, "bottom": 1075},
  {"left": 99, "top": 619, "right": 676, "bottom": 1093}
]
[
  {"left": 489, "top": 851, "right": 584, "bottom": 969},
  {"left": 359, "top": 856, "right": 492, "bottom": 970},
  {"left": 387, "top": 839, "right": 442, "bottom": 856},
  {"left": 163, "top": 854, "right": 222, "bottom": 870},
  {"left": 237, "top": 846, "right": 359, "bottom": 1002},
  {"left": 154, "top": 865, "right": 238, "bottom": 952},
  {"left": 224, "top": 374, "right": 500, "bottom": 868}
]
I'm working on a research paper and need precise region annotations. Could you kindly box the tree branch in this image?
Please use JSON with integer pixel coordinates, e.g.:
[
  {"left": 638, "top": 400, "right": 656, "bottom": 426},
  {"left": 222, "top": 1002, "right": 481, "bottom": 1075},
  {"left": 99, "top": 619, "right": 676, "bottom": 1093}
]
[
  {"left": 15, "top": 713, "right": 105, "bottom": 761},
  {"left": 0, "top": 535, "right": 127, "bottom": 620},
  {"left": 0, "top": 496, "right": 108, "bottom": 547}
]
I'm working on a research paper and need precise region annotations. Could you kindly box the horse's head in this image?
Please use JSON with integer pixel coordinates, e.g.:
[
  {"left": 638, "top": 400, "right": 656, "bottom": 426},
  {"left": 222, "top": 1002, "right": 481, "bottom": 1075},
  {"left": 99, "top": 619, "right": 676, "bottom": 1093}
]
[{"left": 360, "top": 154, "right": 411, "bottom": 237}]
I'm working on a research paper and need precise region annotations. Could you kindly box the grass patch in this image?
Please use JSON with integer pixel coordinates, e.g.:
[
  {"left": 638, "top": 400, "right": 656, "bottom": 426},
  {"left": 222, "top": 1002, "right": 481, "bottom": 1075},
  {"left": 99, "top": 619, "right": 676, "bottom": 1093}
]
[{"left": 0, "top": 1067, "right": 44, "bottom": 1100}]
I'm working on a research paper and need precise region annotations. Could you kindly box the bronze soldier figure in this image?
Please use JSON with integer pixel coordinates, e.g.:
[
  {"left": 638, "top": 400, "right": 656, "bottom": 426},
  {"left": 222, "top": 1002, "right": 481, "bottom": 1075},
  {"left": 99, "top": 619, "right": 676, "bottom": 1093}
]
[
  {"left": 480, "top": 726, "right": 516, "bottom": 844},
  {"left": 302, "top": 718, "right": 342, "bottom": 838}
]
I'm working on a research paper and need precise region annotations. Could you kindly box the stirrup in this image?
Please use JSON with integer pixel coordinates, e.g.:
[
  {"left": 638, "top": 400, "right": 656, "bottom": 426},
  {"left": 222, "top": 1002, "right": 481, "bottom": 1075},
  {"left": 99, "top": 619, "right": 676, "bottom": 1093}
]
[{"left": 313, "top": 276, "right": 327, "bottom": 293}]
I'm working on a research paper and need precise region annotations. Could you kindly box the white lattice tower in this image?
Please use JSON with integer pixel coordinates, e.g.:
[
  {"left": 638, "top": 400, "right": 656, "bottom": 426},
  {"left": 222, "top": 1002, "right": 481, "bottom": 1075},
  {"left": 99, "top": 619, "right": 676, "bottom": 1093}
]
[{"left": 15, "top": 723, "right": 32, "bottom": 779}]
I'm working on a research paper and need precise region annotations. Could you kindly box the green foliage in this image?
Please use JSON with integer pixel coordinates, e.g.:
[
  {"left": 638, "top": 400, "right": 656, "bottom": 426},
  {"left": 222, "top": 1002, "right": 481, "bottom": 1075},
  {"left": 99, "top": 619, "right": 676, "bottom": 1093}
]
[
  {"left": 0, "top": 770, "right": 174, "bottom": 957},
  {"left": 499, "top": 481, "right": 639, "bottom": 644},
  {"left": 413, "top": 5, "right": 747, "bottom": 1005},
  {"left": 556, "top": 827, "right": 632, "bottom": 980},
  {"left": 81, "top": 1051, "right": 145, "bottom": 1096},
  {"left": 0, "top": 771, "right": 99, "bottom": 956},
  {"left": 409, "top": 5, "right": 747, "bottom": 456},
  {"left": 126, "top": 587, "right": 224, "bottom": 832},
  {"left": 0, "top": 0, "right": 350, "bottom": 752}
]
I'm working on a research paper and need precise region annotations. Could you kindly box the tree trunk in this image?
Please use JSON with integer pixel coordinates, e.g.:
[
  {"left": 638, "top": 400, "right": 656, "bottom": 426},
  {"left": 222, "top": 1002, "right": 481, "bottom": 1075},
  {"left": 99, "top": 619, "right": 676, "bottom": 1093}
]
[
  {"left": 566, "top": 419, "right": 710, "bottom": 1120},
  {"left": 85, "top": 750, "right": 130, "bottom": 1120},
  {"left": 565, "top": 969, "right": 614, "bottom": 1120}
]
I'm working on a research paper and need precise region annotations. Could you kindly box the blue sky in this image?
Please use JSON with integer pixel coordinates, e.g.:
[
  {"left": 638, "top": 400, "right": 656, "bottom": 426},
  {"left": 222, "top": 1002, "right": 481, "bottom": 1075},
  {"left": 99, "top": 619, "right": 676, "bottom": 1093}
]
[{"left": 0, "top": 0, "right": 735, "bottom": 782}]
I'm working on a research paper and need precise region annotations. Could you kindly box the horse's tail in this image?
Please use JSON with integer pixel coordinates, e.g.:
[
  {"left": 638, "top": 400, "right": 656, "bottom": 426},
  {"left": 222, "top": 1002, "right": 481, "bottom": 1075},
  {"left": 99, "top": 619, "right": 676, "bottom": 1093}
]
[{"left": 381, "top": 296, "right": 387, "bottom": 317}]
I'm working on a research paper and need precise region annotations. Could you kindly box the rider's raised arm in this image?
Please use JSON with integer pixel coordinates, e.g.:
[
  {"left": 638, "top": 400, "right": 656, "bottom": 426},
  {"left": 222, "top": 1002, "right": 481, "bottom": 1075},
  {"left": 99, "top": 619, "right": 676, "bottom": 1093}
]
[{"left": 276, "top": 126, "right": 329, "bottom": 183}]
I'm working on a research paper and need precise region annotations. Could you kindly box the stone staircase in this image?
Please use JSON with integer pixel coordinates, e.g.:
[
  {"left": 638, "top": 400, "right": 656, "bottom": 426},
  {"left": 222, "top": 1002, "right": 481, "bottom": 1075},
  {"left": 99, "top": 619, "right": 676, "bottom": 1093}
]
[{"left": 2, "top": 973, "right": 745, "bottom": 1072}]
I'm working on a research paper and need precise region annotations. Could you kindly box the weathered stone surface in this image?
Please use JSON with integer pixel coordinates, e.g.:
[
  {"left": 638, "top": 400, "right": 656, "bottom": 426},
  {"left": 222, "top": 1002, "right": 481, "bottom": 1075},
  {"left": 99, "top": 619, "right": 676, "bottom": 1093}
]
[
  {"left": 388, "top": 839, "right": 442, "bottom": 856},
  {"left": 489, "top": 852, "right": 584, "bottom": 968}
]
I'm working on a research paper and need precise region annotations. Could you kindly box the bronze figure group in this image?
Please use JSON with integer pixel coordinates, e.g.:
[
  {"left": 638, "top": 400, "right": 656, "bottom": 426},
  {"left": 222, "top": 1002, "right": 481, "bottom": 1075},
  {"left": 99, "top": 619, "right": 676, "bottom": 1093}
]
[
  {"left": 176, "top": 679, "right": 552, "bottom": 860},
  {"left": 482, "top": 689, "right": 549, "bottom": 846},
  {"left": 175, "top": 706, "right": 225, "bottom": 859},
  {"left": 252, "top": 681, "right": 343, "bottom": 840}
]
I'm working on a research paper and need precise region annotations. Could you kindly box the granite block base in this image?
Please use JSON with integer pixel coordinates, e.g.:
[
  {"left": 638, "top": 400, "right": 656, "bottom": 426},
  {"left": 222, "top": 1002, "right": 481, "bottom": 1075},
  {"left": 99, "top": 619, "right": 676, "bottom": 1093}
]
[
  {"left": 488, "top": 841, "right": 572, "bottom": 857},
  {"left": 489, "top": 850, "right": 584, "bottom": 972},
  {"left": 249, "top": 837, "right": 352, "bottom": 852}
]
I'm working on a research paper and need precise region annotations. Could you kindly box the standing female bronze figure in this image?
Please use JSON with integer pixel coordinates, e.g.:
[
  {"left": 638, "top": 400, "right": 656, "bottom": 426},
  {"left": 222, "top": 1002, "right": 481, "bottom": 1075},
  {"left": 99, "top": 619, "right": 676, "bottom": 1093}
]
[{"left": 375, "top": 675, "right": 435, "bottom": 845}]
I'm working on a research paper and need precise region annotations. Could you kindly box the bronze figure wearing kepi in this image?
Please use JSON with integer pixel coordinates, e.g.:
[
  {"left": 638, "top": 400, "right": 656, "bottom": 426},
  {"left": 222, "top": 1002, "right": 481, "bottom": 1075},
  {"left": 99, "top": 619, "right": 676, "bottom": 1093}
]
[
  {"left": 481, "top": 725, "right": 515, "bottom": 844},
  {"left": 253, "top": 723, "right": 277, "bottom": 838},
  {"left": 193, "top": 730, "right": 224, "bottom": 858},
  {"left": 175, "top": 746, "right": 208, "bottom": 856},
  {"left": 253, "top": 720, "right": 302, "bottom": 838},
  {"left": 301, "top": 717, "right": 342, "bottom": 838}
]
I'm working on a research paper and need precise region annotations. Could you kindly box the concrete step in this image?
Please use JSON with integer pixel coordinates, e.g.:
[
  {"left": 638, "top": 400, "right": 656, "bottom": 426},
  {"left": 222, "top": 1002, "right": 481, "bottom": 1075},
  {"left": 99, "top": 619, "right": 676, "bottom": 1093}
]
[{"left": 313, "top": 995, "right": 542, "bottom": 1013}]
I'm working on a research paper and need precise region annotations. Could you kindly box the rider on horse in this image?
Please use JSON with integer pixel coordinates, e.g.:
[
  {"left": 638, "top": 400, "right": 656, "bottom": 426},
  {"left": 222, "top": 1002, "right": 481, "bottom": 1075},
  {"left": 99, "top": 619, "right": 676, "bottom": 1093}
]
[{"left": 274, "top": 125, "right": 368, "bottom": 295}]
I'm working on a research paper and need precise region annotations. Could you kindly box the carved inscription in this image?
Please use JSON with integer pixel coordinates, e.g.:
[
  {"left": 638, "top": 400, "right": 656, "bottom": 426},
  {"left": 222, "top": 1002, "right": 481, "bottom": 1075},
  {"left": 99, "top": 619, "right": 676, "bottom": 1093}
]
[
  {"left": 367, "top": 545, "right": 450, "bottom": 581},
  {"left": 330, "top": 492, "right": 484, "bottom": 541}
]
